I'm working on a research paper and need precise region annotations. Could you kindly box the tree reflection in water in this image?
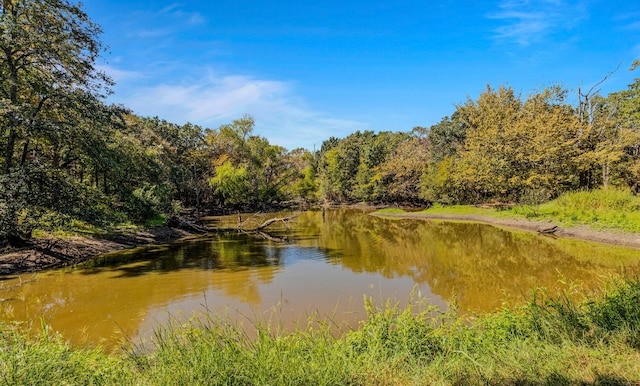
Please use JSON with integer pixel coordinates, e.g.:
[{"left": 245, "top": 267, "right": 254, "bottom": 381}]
[{"left": 1, "top": 209, "right": 639, "bottom": 348}]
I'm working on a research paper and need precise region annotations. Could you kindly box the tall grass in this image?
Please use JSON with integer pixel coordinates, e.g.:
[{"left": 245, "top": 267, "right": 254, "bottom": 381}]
[
  {"left": 2, "top": 279, "right": 640, "bottom": 384},
  {"left": 0, "top": 322, "right": 137, "bottom": 385},
  {"left": 512, "top": 188, "right": 640, "bottom": 232}
]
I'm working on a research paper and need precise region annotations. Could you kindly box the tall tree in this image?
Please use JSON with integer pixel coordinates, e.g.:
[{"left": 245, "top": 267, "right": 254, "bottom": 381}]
[
  {"left": 0, "top": 0, "right": 111, "bottom": 172},
  {"left": 446, "top": 85, "right": 581, "bottom": 203},
  {"left": 208, "top": 116, "right": 291, "bottom": 210},
  {"left": 603, "top": 60, "right": 640, "bottom": 192},
  {"left": 0, "top": 0, "right": 112, "bottom": 244}
]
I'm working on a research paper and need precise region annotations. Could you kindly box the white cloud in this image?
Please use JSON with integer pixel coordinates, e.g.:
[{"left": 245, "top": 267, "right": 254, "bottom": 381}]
[
  {"left": 488, "top": 0, "right": 587, "bottom": 46},
  {"left": 129, "top": 4, "right": 206, "bottom": 39},
  {"left": 624, "top": 20, "right": 640, "bottom": 31},
  {"left": 158, "top": 3, "right": 206, "bottom": 26},
  {"left": 118, "top": 70, "right": 364, "bottom": 150},
  {"left": 133, "top": 28, "right": 174, "bottom": 38},
  {"left": 96, "top": 64, "right": 143, "bottom": 82}
]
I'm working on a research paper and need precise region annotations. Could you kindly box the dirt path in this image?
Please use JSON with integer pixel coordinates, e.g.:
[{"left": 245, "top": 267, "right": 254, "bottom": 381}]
[
  {"left": 0, "top": 227, "right": 195, "bottom": 276},
  {"left": 372, "top": 212, "right": 640, "bottom": 249}
]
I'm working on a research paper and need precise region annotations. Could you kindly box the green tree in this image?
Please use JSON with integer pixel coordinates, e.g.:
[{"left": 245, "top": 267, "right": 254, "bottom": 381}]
[
  {"left": 600, "top": 61, "right": 640, "bottom": 192},
  {"left": 284, "top": 147, "right": 318, "bottom": 204},
  {"left": 453, "top": 85, "right": 524, "bottom": 201},
  {"left": 1, "top": 0, "right": 111, "bottom": 172},
  {"left": 445, "top": 85, "right": 581, "bottom": 203},
  {"left": 0, "top": 0, "right": 114, "bottom": 244},
  {"left": 378, "top": 131, "right": 429, "bottom": 204},
  {"left": 426, "top": 113, "right": 466, "bottom": 164},
  {"left": 209, "top": 161, "right": 249, "bottom": 207},
  {"left": 207, "top": 116, "right": 292, "bottom": 210}
]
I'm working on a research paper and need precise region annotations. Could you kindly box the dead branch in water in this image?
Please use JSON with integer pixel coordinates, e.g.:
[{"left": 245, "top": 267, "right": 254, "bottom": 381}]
[
  {"left": 166, "top": 216, "right": 215, "bottom": 233},
  {"left": 167, "top": 214, "right": 298, "bottom": 239},
  {"left": 254, "top": 215, "right": 298, "bottom": 231},
  {"left": 537, "top": 225, "right": 559, "bottom": 235},
  {"left": 254, "top": 231, "right": 289, "bottom": 242}
]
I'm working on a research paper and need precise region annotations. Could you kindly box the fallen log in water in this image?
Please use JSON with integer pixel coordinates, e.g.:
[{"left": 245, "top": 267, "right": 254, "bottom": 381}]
[
  {"left": 166, "top": 216, "right": 215, "bottom": 233},
  {"left": 167, "top": 214, "right": 298, "bottom": 236},
  {"left": 254, "top": 215, "right": 298, "bottom": 231},
  {"left": 537, "top": 225, "right": 559, "bottom": 234}
]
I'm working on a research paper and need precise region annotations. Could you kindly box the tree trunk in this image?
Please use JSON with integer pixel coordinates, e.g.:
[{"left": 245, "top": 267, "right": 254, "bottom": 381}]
[
  {"left": 602, "top": 161, "right": 610, "bottom": 189},
  {"left": 20, "top": 139, "right": 29, "bottom": 165},
  {"left": 3, "top": 127, "right": 16, "bottom": 173}
]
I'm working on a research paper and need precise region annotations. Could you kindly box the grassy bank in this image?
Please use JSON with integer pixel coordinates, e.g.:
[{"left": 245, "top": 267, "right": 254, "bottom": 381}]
[
  {"left": 511, "top": 189, "right": 640, "bottom": 233},
  {"left": 392, "top": 189, "right": 640, "bottom": 234},
  {"left": 2, "top": 279, "right": 640, "bottom": 385}
]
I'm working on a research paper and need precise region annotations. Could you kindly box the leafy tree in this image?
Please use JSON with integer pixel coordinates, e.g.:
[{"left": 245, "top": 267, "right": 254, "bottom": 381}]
[
  {"left": 439, "top": 85, "right": 581, "bottom": 203},
  {"left": 453, "top": 85, "right": 524, "bottom": 201},
  {"left": 316, "top": 130, "right": 425, "bottom": 204},
  {"left": 0, "top": 0, "right": 112, "bottom": 172},
  {"left": 601, "top": 61, "right": 640, "bottom": 192},
  {"left": 209, "top": 161, "right": 249, "bottom": 207},
  {"left": 426, "top": 113, "right": 466, "bottom": 164},
  {"left": 207, "top": 116, "right": 292, "bottom": 210},
  {"left": 0, "top": 0, "right": 114, "bottom": 244},
  {"left": 378, "top": 132, "right": 429, "bottom": 204},
  {"left": 284, "top": 147, "right": 318, "bottom": 204}
]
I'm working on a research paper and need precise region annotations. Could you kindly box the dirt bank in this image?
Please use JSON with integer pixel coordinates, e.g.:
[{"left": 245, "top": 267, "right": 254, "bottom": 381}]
[
  {"left": 0, "top": 227, "right": 195, "bottom": 276},
  {"left": 372, "top": 212, "right": 640, "bottom": 250}
]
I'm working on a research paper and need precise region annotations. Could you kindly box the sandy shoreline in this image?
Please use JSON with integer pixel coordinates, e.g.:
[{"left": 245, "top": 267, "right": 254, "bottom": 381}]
[{"left": 372, "top": 212, "right": 640, "bottom": 250}]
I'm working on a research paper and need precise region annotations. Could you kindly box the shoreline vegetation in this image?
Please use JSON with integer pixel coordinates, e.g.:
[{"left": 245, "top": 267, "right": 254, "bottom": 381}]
[
  {"left": 2, "top": 278, "right": 640, "bottom": 384},
  {"left": 3, "top": 189, "right": 640, "bottom": 275},
  {"left": 373, "top": 189, "right": 640, "bottom": 250},
  {"left": 0, "top": 224, "right": 196, "bottom": 276}
]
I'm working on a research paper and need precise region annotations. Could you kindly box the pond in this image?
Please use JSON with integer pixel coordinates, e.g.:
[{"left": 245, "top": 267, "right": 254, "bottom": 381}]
[{"left": 1, "top": 209, "right": 640, "bottom": 349}]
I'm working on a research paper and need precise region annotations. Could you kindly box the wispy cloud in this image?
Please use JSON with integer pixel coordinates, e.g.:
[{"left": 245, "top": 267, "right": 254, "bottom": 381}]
[
  {"left": 488, "top": 0, "right": 587, "bottom": 46},
  {"left": 129, "top": 3, "right": 206, "bottom": 38},
  {"left": 615, "top": 12, "right": 640, "bottom": 31},
  {"left": 96, "top": 64, "right": 143, "bottom": 82},
  {"left": 159, "top": 3, "right": 206, "bottom": 26},
  {"left": 117, "top": 70, "right": 364, "bottom": 150}
]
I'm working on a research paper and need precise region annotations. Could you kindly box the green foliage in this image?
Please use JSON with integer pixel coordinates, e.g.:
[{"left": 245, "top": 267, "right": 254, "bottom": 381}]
[
  {"left": 126, "top": 183, "right": 174, "bottom": 222},
  {"left": 421, "top": 155, "right": 460, "bottom": 204},
  {"left": 292, "top": 165, "right": 319, "bottom": 202},
  {"left": 0, "top": 165, "right": 129, "bottom": 243},
  {"left": 426, "top": 113, "right": 466, "bottom": 164},
  {"left": 0, "top": 323, "right": 136, "bottom": 385},
  {"left": 209, "top": 161, "right": 250, "bottom": 207},
  {"left": 317, "top": 131, "right": 425, "bottom": 204},
  {"left": 206, "top": 116, "right": 294, "bottom": 209},
  {"left": 445, "top": 85, "right": 581, "bottom": 203},
  {"left": 512, "top": 188, "right": 640, "bottom": 232},
  {"left": 376, "top": 132, "right": 429, "bottom": 204}
]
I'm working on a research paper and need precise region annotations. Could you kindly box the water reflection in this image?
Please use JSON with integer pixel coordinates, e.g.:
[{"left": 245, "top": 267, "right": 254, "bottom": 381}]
[
  {"left": 1, "top": 209, "right": 639, "bottom": 349},
  {"left": 83, "top": 233, "right": 287, "bottom": 276}
]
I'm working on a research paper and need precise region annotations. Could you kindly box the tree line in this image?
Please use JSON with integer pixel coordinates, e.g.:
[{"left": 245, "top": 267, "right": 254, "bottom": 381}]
[{"left": 1, "top": 0, "right": 640, "bottom": 246}]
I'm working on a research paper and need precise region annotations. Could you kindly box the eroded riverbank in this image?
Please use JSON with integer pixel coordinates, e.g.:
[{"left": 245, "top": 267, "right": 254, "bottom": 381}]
[{"left": 0, "top": 227, "right": 194, "bottom": 275}]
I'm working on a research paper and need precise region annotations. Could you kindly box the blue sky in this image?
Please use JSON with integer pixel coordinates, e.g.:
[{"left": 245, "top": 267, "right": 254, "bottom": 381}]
[{"left": 84, "top": 0, "right": 640, "bottom": 150}]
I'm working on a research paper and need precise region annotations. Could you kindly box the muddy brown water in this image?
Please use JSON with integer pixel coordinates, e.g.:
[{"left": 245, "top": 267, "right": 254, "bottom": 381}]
[{"left": 1, "top": 209, "right": 640, "bottom": 349}]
